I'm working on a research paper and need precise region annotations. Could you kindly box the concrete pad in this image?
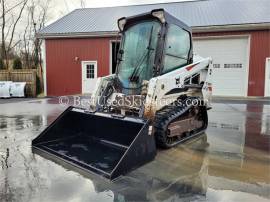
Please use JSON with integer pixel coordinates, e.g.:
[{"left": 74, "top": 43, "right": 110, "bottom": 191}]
[{"left": 0, "top": 97, "right": 269, "bottom": 202}]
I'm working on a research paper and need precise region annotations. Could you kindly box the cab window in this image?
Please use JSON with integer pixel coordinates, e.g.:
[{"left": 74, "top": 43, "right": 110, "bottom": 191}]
[{"left": 163, "top": 24, "right": 191, "bottom": 73}]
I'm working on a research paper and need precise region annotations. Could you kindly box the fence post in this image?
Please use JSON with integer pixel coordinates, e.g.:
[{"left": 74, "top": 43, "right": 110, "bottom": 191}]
[
  {"left": 8, "top": 70, "right": 11, "bottom": 81},
  {"left": 33, "top": 70, "right": 37, "bottom": 97}
]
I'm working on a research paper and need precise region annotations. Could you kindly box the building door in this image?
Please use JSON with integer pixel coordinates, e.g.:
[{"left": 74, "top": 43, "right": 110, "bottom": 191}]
[
  {"left": 110, "top": 41, "right": 120, "bottom": 74},
  {"left": 193, "top": 37, "right": 249, "bottom": 97},
  {"left": 82, "top": 61, "right": 97, "bottom": 94},
  {"left": 265, "top": 58, "right": 270, "bottom": 97}
]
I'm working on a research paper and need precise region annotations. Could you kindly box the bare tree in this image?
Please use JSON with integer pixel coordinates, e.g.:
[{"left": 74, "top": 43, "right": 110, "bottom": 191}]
[
  {"left": 17, "top": 0, "right": 51, "bottom": 94},
  {"left": 21, "top": 6, "right": 32, "bottom": 68},
  {"left": 1, "top": 0, "right": 28, "bottom": 69}
]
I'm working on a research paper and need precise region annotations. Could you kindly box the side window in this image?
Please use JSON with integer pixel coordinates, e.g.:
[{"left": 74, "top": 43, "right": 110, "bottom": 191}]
[{"left": 163, "top": 24, "right": 191, "bottom": 73}]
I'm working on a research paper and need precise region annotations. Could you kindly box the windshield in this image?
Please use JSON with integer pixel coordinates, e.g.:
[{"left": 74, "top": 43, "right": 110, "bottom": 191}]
[{"left": 117, "top": 21, "right": 161, "bottom": 89}]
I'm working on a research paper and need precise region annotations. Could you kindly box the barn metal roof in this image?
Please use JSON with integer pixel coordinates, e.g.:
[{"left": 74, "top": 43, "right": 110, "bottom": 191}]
[{"left": 38, "top": 0, "right": 270, "bottom": 38}]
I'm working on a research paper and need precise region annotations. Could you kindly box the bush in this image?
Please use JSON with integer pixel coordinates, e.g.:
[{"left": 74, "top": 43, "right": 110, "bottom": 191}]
[
  {"left": 13, "top": 57, "right": 22, "bottom": 69},
  {"left": 0, "top": 58, "right": 4, "bottom": 69}
]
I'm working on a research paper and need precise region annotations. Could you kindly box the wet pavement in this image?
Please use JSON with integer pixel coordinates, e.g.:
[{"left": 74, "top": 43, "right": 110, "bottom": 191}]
[{"left": 0, "top": 97, "right": 269, "bottom": 202}]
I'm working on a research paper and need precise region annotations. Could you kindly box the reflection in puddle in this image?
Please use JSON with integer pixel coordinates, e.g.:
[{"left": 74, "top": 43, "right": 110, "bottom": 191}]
[
  {"left": 209, "top": 122, "right": 241, "bottom": 130},
  {"left": 34, "top": 134, "right": 209, "bottom": 201},
  {"left": 0, "top": 99, "right": 269, "bottom": 201}
]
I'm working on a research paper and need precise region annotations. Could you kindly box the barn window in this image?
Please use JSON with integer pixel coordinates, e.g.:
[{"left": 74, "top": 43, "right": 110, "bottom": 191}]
[
  {"left": 86, "top": 64, "right": 95, "bottom": 78},
  {"left": 213, "top": 64, "right": 220, "bottom": 68},
  {"left": 224, "top": 63, "right": 242, "bottom": 68}
]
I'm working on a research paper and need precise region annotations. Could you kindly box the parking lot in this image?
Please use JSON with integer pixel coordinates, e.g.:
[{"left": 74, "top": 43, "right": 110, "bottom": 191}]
[{"left": 0, "top": 97, "right": 269, "bottom": 202}]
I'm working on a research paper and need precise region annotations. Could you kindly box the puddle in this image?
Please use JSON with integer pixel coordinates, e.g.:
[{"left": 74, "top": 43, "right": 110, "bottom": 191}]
[{"left": 0, "top": 98, "right": 269, "bottom": 201}]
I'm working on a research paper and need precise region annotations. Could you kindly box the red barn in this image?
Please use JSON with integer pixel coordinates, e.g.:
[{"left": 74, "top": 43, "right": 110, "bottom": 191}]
[{"left": 38, "top": 0, "right": 270, "bottom": 97}]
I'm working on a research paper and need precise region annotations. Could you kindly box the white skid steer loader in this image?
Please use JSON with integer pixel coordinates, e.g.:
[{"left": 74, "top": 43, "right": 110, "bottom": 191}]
[{"left": 32, "top": 9, "right": 213, "bottom": 180}]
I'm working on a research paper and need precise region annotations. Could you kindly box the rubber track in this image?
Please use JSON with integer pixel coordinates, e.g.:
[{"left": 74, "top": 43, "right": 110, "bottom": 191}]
[{"left": 154, "top": 98, "right": 206, "bottom": 148}]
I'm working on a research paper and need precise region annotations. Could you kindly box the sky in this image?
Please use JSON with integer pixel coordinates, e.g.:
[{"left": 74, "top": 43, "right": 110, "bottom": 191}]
[{"left": 49, "top": 0, "right": 195, "bottom": 24}]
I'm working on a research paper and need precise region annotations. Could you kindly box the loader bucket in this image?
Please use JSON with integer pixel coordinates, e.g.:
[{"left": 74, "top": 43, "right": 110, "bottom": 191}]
[{"left": 32, "top": 106, "right": 156, "bottom": 180}]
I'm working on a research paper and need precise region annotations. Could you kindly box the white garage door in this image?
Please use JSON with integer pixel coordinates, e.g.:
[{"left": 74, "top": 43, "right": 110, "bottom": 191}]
[{"left": 193, "top": 37, "right": 249, "bottom": 96}]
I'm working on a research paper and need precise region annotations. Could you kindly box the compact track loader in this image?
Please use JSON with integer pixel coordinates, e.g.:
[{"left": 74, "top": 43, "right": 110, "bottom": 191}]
[{"left": 32, "top": 9, "right": 212, "bottom": 180}]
